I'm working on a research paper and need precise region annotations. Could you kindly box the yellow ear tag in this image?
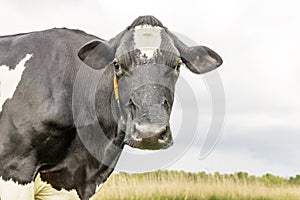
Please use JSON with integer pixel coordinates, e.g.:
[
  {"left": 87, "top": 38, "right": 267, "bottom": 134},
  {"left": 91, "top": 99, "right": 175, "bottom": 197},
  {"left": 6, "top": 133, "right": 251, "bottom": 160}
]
[{"left": 113, "top": 77, "right": 119, "bottom": 101}]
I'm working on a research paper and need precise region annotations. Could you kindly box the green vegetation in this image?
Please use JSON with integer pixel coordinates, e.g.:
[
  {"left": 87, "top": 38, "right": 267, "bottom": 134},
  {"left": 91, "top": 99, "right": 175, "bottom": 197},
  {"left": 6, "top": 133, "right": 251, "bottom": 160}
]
[{"left": 92, "top": 171, "right": 300, "bottom": 200}]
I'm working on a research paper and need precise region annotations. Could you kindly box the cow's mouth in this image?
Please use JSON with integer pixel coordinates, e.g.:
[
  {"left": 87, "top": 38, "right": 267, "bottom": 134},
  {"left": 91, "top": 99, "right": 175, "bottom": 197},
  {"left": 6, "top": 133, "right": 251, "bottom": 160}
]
[{"left": 124, "top": 138, "right": 173, "bottom": 150}]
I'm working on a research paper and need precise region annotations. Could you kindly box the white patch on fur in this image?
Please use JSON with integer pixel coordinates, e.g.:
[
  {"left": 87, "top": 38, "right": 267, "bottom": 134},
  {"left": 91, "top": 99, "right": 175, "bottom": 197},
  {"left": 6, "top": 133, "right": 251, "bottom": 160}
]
[
  {"left": 134, "top": 25, "right": 162, "bottom": 58},
  {"left": 0, "top": 174, "right": 80, "bottom": 200},
  {"left": 0, "top": 177, "right": 35, "bottom": 199},
  {"left": 0, "top": 54, "right": 32, "bottom": 112},
  {"left": 34, "top": 173, "right": 80, "bottom": 200}
]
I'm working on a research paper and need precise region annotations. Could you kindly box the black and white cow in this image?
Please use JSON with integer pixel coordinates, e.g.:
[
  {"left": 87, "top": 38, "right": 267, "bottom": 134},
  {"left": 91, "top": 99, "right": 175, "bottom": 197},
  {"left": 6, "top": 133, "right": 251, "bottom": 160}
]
[{"left": 0, "top": 16, "right": 222, "bottom": 199}]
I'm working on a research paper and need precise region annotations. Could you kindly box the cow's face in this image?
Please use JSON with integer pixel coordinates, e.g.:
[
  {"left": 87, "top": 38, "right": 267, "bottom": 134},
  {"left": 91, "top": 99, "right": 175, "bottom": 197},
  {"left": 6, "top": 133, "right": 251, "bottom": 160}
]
[{"left": 78, "top": 16, "right": 222, "bottom": 150}]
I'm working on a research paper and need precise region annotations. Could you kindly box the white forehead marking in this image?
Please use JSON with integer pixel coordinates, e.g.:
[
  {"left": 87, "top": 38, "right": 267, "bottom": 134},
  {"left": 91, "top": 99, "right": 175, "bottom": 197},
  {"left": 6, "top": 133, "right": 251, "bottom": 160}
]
[
  {"left": 0, "top": 54, "right": 32, "bottom": 112},
  {"left": 133, "top": 25, "right": 162, "bottom": 58}
]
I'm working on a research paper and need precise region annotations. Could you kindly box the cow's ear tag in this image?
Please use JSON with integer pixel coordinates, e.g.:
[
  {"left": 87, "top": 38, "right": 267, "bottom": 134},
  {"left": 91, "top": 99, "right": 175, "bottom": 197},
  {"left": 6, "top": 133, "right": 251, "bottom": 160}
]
[{"left": 113, "top": 76, "right": 119, "bottom": 101}]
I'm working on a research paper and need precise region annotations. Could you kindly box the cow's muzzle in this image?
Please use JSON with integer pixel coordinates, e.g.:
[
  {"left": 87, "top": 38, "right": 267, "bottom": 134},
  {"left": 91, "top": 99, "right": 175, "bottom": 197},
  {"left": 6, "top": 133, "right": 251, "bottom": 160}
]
[{"left": 124, "top": 122, "right": 173, "bottom": 150}]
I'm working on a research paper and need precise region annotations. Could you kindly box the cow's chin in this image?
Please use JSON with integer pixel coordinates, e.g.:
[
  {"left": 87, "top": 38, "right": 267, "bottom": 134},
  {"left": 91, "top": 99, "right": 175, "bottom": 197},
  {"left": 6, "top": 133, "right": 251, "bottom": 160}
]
[{"left": 124, "top": 136, "right": 173, "bottom": 150}]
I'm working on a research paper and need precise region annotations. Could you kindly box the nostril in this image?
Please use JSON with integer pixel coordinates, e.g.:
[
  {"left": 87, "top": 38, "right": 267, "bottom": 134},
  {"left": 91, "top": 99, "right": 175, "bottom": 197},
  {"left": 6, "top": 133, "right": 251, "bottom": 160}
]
[
  {"left": 158, "top": 128, "right": 169, "bottom": 143},
  {"left": 162, "top": 98, "right": 170, "bottom": 112},
  {"left": 129, "top": 99, "right": 136, "bottom": 109},
  {"left": 162, "top": 97, "right": 169, "bottom": 107},
  {"left": 128, "top": 99, "right": 139, "bottom": 119},
  {"left": 164, "top": 99, "right": 168, "bottom": 105}
]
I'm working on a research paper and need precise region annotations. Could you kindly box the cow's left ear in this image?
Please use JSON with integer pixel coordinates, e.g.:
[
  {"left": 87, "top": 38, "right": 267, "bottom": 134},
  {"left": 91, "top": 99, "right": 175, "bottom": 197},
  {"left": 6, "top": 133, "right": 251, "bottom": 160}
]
[
  {"left": 78, "top": 40, "right": 115, "bottom": 70},
  {"left": 181, "top": 46, "right": 223, "bottom": 74}
]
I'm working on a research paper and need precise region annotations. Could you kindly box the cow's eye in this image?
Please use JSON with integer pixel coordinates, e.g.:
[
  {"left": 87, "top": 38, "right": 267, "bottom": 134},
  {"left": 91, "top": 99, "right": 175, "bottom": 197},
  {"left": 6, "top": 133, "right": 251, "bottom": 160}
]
[
  {"left": 113, "top": 61, "right": 120, "bottom": 70},
  {"left": 175, "top": 62, "right": 182, "bottom": 71},
  {"left": 113, "top": 61, "right": 124, "bottom": 77}
]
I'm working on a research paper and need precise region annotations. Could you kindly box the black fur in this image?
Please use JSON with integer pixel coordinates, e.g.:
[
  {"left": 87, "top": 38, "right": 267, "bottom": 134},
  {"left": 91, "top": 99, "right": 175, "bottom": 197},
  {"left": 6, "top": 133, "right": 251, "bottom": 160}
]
[{"left": 127, "top": 15, "right": 165, "bottom": 30}]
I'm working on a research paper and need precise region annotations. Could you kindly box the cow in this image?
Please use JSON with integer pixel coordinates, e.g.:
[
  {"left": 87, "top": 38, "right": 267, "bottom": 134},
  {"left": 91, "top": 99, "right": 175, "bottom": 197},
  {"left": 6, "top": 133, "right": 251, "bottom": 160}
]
[{"left": 0, "top": 16, "right": 222, "bottom": 199}]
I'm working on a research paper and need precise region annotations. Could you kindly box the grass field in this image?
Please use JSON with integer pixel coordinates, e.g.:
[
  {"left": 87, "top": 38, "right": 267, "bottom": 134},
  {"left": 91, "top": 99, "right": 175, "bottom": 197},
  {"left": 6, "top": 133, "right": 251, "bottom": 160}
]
[{"left": 93, "top": 171, "right": 300, "bottom": 200}]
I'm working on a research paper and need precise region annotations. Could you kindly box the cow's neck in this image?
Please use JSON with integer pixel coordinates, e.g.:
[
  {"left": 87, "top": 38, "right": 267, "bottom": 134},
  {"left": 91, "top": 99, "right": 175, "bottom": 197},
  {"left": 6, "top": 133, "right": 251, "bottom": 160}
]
[{"left": 94, "top": 66, "right": 121, "bottom": 138}]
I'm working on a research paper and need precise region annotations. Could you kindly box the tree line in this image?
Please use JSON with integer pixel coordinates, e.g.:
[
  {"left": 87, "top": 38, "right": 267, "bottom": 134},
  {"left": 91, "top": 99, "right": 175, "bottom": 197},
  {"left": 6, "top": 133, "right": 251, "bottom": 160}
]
[{"left": 115, "top": 170, "right": 300, "bottom": 186}]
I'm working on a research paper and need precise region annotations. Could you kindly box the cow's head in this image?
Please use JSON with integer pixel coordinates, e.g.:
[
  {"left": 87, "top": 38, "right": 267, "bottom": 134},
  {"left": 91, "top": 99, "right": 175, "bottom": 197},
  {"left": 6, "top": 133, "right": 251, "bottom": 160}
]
[{"left": 78, "top": 16, "right": 222, "bottom": 150}]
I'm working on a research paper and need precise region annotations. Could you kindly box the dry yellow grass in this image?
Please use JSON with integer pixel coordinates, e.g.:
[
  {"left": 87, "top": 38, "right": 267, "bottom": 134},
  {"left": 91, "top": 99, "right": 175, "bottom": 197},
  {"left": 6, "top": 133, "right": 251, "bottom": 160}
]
[{"left": 91, "top": 171, "right": 300, "bottom": 200}]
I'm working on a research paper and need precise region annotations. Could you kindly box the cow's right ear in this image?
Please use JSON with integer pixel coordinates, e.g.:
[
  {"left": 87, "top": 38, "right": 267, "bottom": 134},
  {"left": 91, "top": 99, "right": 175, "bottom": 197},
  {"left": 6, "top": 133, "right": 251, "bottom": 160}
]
[{"left": 78, "top": 40, "right": 115, "bottom": 70}]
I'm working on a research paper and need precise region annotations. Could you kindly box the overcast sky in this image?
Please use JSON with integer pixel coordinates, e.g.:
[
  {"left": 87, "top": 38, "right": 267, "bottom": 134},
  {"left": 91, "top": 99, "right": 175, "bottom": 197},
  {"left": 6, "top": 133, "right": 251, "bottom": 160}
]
[{"left": 0, "top": 0, "right": 300, "bottom": 177}]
